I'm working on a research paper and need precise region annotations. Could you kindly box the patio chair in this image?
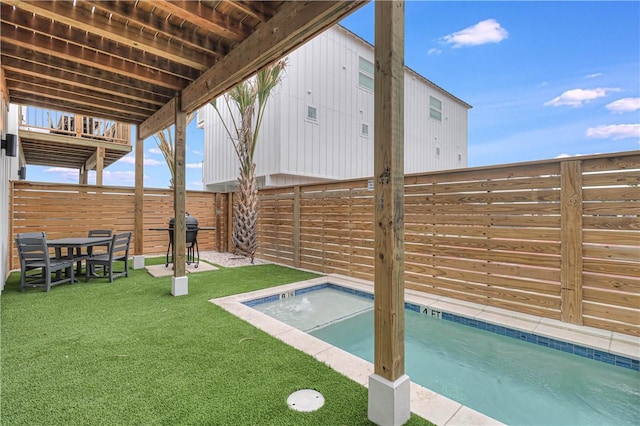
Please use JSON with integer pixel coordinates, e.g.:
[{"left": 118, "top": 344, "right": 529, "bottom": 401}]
[
  {"left": 15, "top": 236, "right": 75, "bottom": 292},
  {"left": 87, "top": 229, "right": 113, "bottom": 275},
  {"left": 85, "top": 232, "right": 131, "bottom": 283}
]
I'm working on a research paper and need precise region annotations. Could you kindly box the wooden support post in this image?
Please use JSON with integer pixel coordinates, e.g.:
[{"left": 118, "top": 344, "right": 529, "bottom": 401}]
[
  {"left": 214, "top": 193, "right": 221, "bottom": 252},
  {"left": 227, "top": 192, "right": 233, "bottom": 253},
  {"left": 95, "top": 146, "right": 105, "bottom": 186},
  {"left": 373, "top": 0, "right": 406, "bottom": 383},
  {"left": 369, "top": 2, "right": 409, "bottom": 424},
  {"left": 173, "top": 95, "right": 187, "bottom": 278},
  {"left": 134, "top": 127, "right": 144, "bottom": 257},
  {"left": 293, "top": 186, "right": 301, "bottom": 268},
  {"left": 561, "top": 160, "right": 583, "bottom": 324},
  {"left": 79, "top": 164, "right": 88, "bottom": 185}
]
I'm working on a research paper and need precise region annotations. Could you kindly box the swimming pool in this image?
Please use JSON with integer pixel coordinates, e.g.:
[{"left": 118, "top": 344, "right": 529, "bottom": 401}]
[{"left": 246, "top": 283, "right": 640, "bottom": 425}]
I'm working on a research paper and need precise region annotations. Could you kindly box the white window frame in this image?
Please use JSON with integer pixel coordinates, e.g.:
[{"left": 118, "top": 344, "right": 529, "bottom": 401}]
[
  {"left": 361, "top": 122, "right": 369, "bottom": 138},
  {"left": 429, "top": 95, "right": 442, "bottom": 122},
  {"left": 358, "top": 56, "right": 374, "bottom": 91},
  {"left": 306, "top": 105, "right": 318, "bottom": 122}
]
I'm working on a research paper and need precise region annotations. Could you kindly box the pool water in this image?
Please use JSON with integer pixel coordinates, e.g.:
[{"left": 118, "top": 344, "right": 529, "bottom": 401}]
[{"left": 252, "top": 287, "right": 640, "bottom": 425}]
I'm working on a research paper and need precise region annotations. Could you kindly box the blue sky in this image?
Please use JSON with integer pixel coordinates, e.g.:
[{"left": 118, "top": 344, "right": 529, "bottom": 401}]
[{"left": 28, "top": 1, "right": 640, "bottom": 189}]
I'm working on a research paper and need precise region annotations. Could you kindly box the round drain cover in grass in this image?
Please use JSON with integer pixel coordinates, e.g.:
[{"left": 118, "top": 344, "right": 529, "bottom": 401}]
[{"left": 287, "top": 389, "right": 325, "bottom": 412}]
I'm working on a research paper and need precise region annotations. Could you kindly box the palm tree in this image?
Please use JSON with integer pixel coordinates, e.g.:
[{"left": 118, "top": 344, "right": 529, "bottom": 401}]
[
  {"left": 153, "top": 112, "right": 196, "bottom": 188},
  {"left": 211, "top": 60, "right": 286, "bottom": 262}
]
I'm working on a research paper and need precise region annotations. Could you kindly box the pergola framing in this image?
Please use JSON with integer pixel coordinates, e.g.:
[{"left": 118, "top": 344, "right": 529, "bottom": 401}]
[{"left": 1, "top": 1, "right": 410, "bottom": 423}]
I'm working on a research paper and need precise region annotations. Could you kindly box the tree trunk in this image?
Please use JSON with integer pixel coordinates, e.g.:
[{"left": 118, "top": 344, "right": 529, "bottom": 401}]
[{"left": 232, "top": 163, "right": 258, "bottom": 262}]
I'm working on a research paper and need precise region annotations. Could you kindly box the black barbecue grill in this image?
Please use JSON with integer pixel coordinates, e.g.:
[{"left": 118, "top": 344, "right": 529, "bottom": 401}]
[{"left": 166, "top": 214, "right": 200, "bottom": 268}]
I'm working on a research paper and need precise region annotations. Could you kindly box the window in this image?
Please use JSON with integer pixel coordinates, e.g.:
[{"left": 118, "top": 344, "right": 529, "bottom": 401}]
[
  {"left": 361, "top": 123, "right": 369, "bottom": 137},
  {"left": 358, "top": 56, "right": 374, "bottom": 91},
  {"left": 306, "top": 105, "right": 317, "bottom": 121},
  {"left": 435, "top": 146, "right": 441, "bottom": 157},
  {"left": 429, "top": 96, "right": 442, "bottom": 122},
  {"left": 458, "top": 153, "right": 462, "bottom": 162}
]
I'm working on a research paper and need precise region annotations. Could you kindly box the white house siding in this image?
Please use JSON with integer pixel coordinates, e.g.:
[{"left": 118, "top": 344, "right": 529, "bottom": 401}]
[{"left": 201, "top": 26, "right": 470, "bottom": 192}]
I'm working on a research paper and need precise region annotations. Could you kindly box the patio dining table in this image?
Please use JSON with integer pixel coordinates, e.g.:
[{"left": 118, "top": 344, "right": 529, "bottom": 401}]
[{"left": 47, "top": 236, "right": 114, "bottom": 281}]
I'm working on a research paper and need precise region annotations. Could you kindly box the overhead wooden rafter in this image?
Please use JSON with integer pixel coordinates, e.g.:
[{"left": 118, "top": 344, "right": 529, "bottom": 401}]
[{"left": 0, "top": 0, "right": 366, "bottom": 127}]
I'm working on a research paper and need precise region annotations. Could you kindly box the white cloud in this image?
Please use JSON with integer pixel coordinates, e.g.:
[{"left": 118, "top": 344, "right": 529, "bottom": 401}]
[
  {"left": 148, "top": 147, "right": 162, "bottom": 155},
  {"left": 189, "top": 181, "right": 204, "bottom": 190},
  {"left": 606, "top": 97, "right": 640, "bottom": 113},
  {"left": 586, "top": 124, "right": 640, "bottom": 140},
  {"left": 586, "top": 73, "right": 603, "bottom": 79},
  {"left": 428, "top": 48, "right": 442, "bottom": 56},
  {"left": 442, "top": 19, "right": 508, "bottom": 48},
  {"left": 44, "top": 167, "right": 76, "bottom": 174},
  {"left": 544, "top": 88, "right": 621, "bottom": 107},
  {"left": 144, "top": 158, "right": 164, "bottom": 166},
  {"left": 44, "top": 167, "right": 77, "bottom": 182},
  {"left": 186, "top": 162, "right": 202, "bottom": 169},
  {"left": 117, "top": 154, "right": 163, "bottom": 166},
  {"left": 86, "top": 170, "right": 138, "bottom": 186}
]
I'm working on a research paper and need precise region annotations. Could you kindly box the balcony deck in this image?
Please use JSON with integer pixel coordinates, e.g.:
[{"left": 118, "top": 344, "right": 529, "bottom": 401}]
[{"left": 19, "top": 108, "right": 131, "bottom": 169}]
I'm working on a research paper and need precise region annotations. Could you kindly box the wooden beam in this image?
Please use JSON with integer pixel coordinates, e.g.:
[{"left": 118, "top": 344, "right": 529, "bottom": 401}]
[
  {"left": 140, "top": 1, "right": 365, "bottom": 140},
  {"left": 173, "top": 96, "right": 186, "bottom": 277},
  {"left": 6, "top": 0, "right": 210, "bottom": 70},
  {"left": 373, "top": 0, "right": 405, "bottom": 382},
  {"left": 138, "top": 98, "right": 177, "bottom": 140},
  {"left": 134, "top": 128, "right": 144, "bottom": 256},
  {"left": 0, "top": 66, "right": 7, "bottom": 105},
  {"left": 79, "top": 164, "right": 88, "bottom": 185},
  {"left": 84, "top": 150, "right": 99, "bottom": 171},
  {"left": 95, "top": 146, "right": 105, "bottom": 186},
  {"left": 561, "top": 160, "right": 583, "bottom": 324},
  {"left": 0, "top": 41, "right": 187, "bottom": 93},
  {"left": 0, "top": 57, "right": 174, "bottom": 105},
  {"left": 4, "top": 79, "right": 154, "bottom": 118},
  {"left": 87, "top": 0, "right": 227, "bottom": 56},
  {"left": 222, "top": 1, "right": 272, "bottom": 23},
  {"left": 3, "top": 68, "right": 162, "bottom": 111},
  {"left": 0, "top": 16, "right": 197, "bottom": 89},
  {"left": 140, "top": 0, "right": 250, "bottom": 42}
]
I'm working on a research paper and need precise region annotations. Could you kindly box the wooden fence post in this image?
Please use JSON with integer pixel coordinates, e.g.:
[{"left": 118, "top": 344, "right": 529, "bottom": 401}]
[
  {"left": 293, "top": 186, "right": 301, "bottom": 268},
  {"left": 227, "top": 192, "right": 233, "bottom": 253},
  {"left": 214, "top": 193, "right": 221, "bottom": 252},
  {"left": 560, "top": 160, "right": 583, "bottom": 324},
  {"left": 134, "top": 127, "right": 144, "bottom": 257}
]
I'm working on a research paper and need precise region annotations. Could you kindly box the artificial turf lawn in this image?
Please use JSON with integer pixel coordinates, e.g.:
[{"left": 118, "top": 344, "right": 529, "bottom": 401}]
[{"left": 1, "top": 259, "right": 433, "bottom": 425}]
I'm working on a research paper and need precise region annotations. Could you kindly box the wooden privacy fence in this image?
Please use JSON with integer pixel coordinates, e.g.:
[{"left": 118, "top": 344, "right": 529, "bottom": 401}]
[
  {"left": 9, "top": 182, "right": 229, "bottom": 269},
  {"left": 256, "top": 152, "right": 640, "bottom": 336}
]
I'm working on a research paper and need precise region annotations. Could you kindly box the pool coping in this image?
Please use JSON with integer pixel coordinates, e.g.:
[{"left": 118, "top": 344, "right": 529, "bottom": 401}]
[{"left": 210, "top": 274, "right": 639, "bottom": 426}]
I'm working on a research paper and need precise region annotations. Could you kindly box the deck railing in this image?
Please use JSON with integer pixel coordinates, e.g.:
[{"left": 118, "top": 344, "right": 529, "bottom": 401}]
[{"left": 19, "top": 106, "right": 130, "bottom": 145}]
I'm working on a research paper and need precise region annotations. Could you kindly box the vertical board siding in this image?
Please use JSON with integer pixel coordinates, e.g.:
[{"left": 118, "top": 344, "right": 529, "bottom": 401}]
[
  {"left": 10, "top": 183, "right": 221, "bottom": 269},
  {"left": 256, "top": 153, "right": 640, "bottom": 336},
  {"left": 202, "top": 26, "right": 469, "bottom": 191}
]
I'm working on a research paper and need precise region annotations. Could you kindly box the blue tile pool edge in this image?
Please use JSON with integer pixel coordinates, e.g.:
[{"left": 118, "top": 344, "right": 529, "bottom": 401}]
[{"left": 242, "top": 283, "right": 639, "bottom": 372}]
